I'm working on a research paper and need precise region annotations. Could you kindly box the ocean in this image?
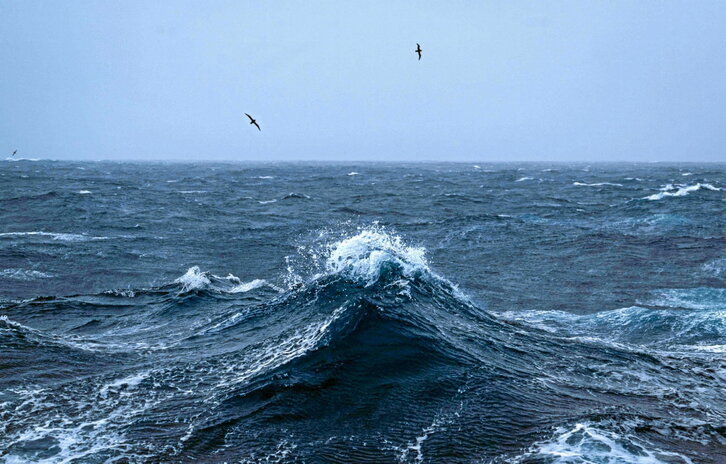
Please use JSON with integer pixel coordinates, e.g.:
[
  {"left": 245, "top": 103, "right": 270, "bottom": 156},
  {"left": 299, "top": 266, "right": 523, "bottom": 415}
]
[{"left": 0, "top": 160, "right": 724, "bottom": 463}]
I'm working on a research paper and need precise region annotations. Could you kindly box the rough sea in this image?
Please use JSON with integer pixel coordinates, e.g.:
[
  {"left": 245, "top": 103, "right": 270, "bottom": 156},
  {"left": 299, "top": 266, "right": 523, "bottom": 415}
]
[{"left": 0, "top": 160, "right": 724, "bottom": 464}]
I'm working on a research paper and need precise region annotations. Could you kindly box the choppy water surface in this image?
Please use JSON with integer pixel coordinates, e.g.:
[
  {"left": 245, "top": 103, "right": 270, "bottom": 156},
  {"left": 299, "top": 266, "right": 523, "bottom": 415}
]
[{"left": 0, "top": 160, "right": 724, "bottom": 463}]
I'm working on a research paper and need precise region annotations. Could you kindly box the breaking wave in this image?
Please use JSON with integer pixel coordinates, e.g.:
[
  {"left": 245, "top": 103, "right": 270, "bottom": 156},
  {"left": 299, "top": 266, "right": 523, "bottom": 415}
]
[
  {"left": 573, "top": 181, "right": 624, "bottom": 187},
  {"left": 645, "top": 183, "right": 721, "bottom": 200},
  {"left": 1, "top": 226, "right": 723, "bottom": 463}
]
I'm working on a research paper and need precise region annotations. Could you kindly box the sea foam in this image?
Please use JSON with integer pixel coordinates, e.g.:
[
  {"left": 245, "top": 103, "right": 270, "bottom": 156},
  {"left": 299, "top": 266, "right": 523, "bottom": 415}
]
[
  {"left": 514, "top": 423, "right": 693, "bottom": 464},
  {"left": 573, "top": 181, "right": 623, "bottom": 187},
  {"left": 0, "top": 231, "right": 108, "bottom": 242},
  {"left": 324, "top": 228, "right": 429, "bottom": 286},
  {"left": 645, "top": 183, "right": 721, "bottom": 200},
  {"left": 1, "top": 269, "right": 54, "bottom": 280}
]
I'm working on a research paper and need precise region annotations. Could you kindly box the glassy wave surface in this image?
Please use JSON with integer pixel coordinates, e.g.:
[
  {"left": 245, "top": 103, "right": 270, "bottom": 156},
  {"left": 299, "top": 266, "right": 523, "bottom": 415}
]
[{"left": 1, "top": 161, "right": 724, "bottom": 463}]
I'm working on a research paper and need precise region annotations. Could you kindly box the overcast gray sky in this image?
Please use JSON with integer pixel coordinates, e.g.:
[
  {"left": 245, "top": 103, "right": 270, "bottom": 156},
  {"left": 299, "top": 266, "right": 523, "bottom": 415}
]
[{"left": 2, "top": 1, "right": 725, "bottom": 162}]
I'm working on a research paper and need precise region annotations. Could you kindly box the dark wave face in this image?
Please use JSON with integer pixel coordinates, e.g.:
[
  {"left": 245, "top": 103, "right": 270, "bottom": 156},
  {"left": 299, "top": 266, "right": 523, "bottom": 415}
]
[{"left": 0, "top": 161, "right": 724, "bottom": 463}]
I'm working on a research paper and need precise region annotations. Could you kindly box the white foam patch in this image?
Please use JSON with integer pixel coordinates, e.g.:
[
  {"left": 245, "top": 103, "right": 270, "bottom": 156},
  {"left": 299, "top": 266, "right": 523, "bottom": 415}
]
[
  {"left": 78, "top": 190, "right": 92, "bottom": 194},
  {"left": 573, "top": 182, "right": 623, "bottom": 187},
  {"left": 258, "top": 199, "right": 277, "bottom": 204},
  {"left": 702, "top": 258, "right": 726, "bottom": 277},
  {"left": 0, "top": 269, "right": 54, "bottom": 280},
  {"left": 0, "top": 231, "right": 108, "bottom": 242},
  {"left": 324, "top": 228, "right": 429, "bottom": 286},
  {"left": 513, "top": 423, "right": 693, "bottom": 464},
  {"left": 238, "top": 440, "right": 297, "bottom": 463},
  {"left": 515, "top": 177, "right": 533, "bottom": 182},
  {"left": 174, "top": 266, "right": 211, "bottom": 292},
  {"left": 347, "top": 171, "right": 359, "bottom": 176},
  {"left": 645, "top": 183, "right": 721, "bottom": 201},
  {"left": 694, "top": 344, "right": 726, "bottom": 353},
  {"left": 99, "top": 371, "right": 150, "bottom": 397},
  {"left": 173, "top": 267, "right": 280, "bottom": 294},
  {"left": 401, "top": 426, "right": 433, "bottom": 463},
  {"left": 648, "top": 288, "right": 726, "bottom": 311},
  {"left": 229, "top": 279, "right": 268, "bottom": 293},
  {"left": 2, "top": 376, "right": 157, "bottom": 463}
]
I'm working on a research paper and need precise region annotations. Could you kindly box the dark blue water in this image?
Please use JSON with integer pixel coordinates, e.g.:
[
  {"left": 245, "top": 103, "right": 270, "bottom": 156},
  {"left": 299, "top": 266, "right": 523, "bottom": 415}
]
[{"left": 1, "top": 160, "right": 724, "bottom": 463}]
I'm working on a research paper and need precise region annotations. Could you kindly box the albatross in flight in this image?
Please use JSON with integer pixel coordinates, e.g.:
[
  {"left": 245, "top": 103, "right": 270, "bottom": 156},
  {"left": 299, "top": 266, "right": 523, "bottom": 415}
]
[
  {"left": 415, "top": 43, "right": 422, "bottom": 60},
  {"left": 245, "top": 113, "right": 261, "bottom": 131},
  {"left": 11, "top": 149, "right": 17, "bottom": 157}
]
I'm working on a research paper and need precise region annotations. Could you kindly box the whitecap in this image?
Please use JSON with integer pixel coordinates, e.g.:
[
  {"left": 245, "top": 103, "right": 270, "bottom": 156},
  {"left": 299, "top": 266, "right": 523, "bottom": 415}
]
[
  {"left": 324, "top": 227, "right": 430, "bottom": 286},
  {"left": 78, "top": 190, "right": 92, "bottom": 194},
  {"left": 573, "top": 182, "right": 623, "bottom": 187},
  {"left": 229, "top": 279, "right": 269, "bottom": 293},
  {"left": 283, "top": 192, "right": 310, "bottom": 200},
  {"left": 646, "top": 288, "right": 726, "bottom": 311},
  {"left": 645, "top": 183, "right": 721, "bottom": 201},
  {"left": 0, "top": 268, "right": 54, "bottom": 280},
  {"left": 174, "top": 266, "right": 211, "bottom": 292},
  {"left": 515, "top": 177, "right": 533, "bottom": 182},
  {"left": 4, "top": 157, "right": 40, "bottom": 162},
  {"left": 258, "top": 199, "right": 277, "bottom": 204},
  {"left": 0, "top": 231, "right": 108, "bottom": 242},
  {"left": 694, "top": 344, "right": 726, "bottom": 353}
]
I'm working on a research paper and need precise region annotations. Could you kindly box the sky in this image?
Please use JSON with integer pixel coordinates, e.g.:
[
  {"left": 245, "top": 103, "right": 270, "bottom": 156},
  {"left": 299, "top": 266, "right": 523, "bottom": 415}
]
[{"left": 1, "top": 1, "right": 725, "bottom": 162}]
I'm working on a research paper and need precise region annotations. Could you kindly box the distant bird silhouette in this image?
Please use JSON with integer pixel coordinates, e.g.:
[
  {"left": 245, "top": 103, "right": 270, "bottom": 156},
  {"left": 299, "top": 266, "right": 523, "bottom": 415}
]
[
  {"left": 245, "top": 113, "right": 261, "bottom": 131},
  {"left": 11, "top": 149, "right": 17, "bottom": 157},
  {"left": 415, "top": 43, "right": 422, "bottom": 60}
]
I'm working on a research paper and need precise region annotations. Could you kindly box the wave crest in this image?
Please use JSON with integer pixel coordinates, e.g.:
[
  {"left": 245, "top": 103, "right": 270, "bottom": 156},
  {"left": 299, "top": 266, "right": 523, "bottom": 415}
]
[
  {"left": 174, "top": 266, "right": 213, "bottom": 292},
  {"left": 645, "top": 183, "right": 721, "bottom": 201},
  {"left": 323, "top": 228, "right": 430, "bottom": 286},
  {"left": 173, "top": 266, "right": 279, "bottom": 294}
]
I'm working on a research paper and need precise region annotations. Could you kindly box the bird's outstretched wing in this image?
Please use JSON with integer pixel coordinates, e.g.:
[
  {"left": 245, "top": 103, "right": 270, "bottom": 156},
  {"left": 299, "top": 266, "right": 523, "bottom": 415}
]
[
  {"left": 253, "top": 121, "right": 261, "bottom": 131},
  {"left": 417, "top": 43, "right": 420, "bottom": 49},
  {"left": 245, "top": 113, "right": 254, "bottom": 122}
]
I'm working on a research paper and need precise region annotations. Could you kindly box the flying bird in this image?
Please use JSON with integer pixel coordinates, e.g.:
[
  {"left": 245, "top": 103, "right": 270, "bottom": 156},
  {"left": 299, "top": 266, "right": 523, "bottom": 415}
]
[
  {"left": 11, "top": 149, "right": 17, "bottom": 157},
  {"left": 245, "top": 113, "right": 261, "bottom": 131},
  {"left": 415, "top": 43, "right": 422, "bottom": 60}
]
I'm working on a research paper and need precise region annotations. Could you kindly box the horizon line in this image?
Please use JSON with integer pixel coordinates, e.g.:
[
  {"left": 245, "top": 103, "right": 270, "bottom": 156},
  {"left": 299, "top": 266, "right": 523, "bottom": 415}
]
[{"left": 3, "top": 157, "right": 725, "bottom": 165}]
